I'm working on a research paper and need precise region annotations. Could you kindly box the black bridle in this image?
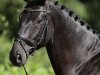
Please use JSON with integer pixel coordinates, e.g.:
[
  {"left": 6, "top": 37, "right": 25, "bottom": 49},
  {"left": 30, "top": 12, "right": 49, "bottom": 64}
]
[
  {"left": 15, "top": 3, "right": 50, "bottom": 75},
  {"left": 16, "top": 7, "right": 50, "bottom": 57}
]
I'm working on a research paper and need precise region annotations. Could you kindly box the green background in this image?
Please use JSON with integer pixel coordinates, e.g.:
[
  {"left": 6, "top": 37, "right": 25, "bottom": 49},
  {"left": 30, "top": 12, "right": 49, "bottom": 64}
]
[{"left": 0, "top": 0, "right": 100, "bottom": 75}]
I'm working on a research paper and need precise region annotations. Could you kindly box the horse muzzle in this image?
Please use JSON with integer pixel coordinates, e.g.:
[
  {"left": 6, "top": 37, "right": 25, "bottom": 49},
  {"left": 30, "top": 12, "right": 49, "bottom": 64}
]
[{"left": 9, "top": 42, "right": 27, "bottom": 67}]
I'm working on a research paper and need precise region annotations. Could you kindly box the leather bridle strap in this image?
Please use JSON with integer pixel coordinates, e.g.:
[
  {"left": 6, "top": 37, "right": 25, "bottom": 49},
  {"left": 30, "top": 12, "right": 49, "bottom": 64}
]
[
  {"left": 17, "top": 35, "right": 36, "bottom": 47},
  {"left": 15, "top": 36, "right": 30, "bottom": 58},
  {"left": 16, "top": 7, "right": 50, "bottom": 56},
  {"left": 24, "top": 8, "right": 50, "bottom": 13}
]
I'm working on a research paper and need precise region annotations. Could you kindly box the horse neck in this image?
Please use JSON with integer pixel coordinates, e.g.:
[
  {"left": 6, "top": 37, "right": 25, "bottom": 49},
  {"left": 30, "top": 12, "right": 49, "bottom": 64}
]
[{"left": 46, "top": 1, "right": 100, "bottom": 75}]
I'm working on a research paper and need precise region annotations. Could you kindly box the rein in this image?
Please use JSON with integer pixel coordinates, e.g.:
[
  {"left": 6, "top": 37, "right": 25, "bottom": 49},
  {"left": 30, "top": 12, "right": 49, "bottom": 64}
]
[
  {"left": 15, "top": 2, "right": 50, "bottom": 75},
  {"left": 23, "top": 65, "right": 28, "bottom": 75}
]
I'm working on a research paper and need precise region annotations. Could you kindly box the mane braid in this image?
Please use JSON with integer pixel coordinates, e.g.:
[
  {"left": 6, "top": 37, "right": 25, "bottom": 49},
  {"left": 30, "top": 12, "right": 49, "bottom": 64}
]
[{"left": 51, "top": 0, "right": 100, "bottom": 39}]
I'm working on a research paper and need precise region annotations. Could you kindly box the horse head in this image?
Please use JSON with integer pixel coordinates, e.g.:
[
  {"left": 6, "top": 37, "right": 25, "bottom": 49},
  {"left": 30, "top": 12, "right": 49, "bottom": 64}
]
[{"left": 9, "top": 0, "right": 53, "bottom": 67}]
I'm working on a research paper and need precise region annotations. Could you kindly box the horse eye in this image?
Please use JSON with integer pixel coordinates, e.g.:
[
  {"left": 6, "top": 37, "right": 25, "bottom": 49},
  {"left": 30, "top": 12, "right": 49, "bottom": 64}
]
[{"left": 36, "top": 19, "right": 42, "bottom": 23}]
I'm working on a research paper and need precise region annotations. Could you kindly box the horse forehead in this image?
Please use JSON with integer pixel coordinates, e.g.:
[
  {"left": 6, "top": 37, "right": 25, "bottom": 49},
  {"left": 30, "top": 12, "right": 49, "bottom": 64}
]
[
  {"left": 22, "top": 20, "right": 33, "bottom": 26},
  {"left": 19, "top": 21, "right": 33, "bottom": 34}
]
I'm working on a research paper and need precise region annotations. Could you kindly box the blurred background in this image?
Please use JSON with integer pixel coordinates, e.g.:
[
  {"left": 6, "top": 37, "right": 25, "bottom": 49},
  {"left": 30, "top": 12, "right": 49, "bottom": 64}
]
[{"left": 0, "top": 0, "right": 100, "bottom": 75}]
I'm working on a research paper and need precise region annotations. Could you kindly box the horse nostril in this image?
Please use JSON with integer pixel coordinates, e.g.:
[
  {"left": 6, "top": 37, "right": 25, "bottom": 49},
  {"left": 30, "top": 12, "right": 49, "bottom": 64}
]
[{"left": 17, "top": 54, "right": 22, "bottom": 63}]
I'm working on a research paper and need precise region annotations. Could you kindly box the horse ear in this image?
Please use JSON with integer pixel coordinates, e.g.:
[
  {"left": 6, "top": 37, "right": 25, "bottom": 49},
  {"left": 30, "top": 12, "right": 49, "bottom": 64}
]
[
  {"left": 36, "top": 0, "right": 46, "bottom": 5},
  {"left": 24, "top": 0, "right": 46, "bottom": 5}
]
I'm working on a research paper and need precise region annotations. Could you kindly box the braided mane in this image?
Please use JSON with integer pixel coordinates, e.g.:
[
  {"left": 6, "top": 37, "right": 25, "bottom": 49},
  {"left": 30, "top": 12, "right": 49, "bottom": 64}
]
[{"left": 51, "top": 0, "right": 100, "bottom": 39}]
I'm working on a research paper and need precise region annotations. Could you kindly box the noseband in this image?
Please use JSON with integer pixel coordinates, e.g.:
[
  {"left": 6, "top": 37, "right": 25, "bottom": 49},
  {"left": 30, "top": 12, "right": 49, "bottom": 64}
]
[{"left": 15, "top": 7, "right": 50, "bottom": 58}]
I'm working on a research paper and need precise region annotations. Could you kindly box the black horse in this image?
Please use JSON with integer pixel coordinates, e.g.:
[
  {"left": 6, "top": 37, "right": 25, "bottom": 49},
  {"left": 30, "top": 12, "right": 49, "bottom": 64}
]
[{"left": 9, "top": 0, "right": 100, "bottom": 75}]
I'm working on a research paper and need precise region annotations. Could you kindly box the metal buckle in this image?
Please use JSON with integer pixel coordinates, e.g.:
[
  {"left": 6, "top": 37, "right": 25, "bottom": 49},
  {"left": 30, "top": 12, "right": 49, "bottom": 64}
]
[{"left": 24, "top": 8, "right": 32, "bottom": 13}]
